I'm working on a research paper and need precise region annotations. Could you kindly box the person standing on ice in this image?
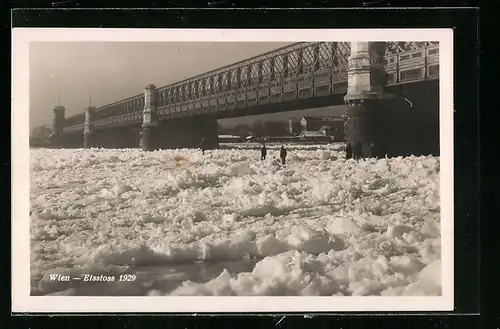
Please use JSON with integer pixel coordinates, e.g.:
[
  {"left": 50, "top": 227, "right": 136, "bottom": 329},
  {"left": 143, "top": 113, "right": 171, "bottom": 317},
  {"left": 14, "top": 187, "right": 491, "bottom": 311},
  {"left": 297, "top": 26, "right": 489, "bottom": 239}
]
[
  {"left": 200, "top": 138, "right": 206, "bottom": 155},
  {"left": 345, "top": 143, "right": 353, "bottom": 160},
  {"left": 354, "top": 140, "right": 363, "bottom": 160},
  {"left": 280, "top": 145, "right": 287, "bottom": 165},
  {"left": 261, "top": 144, "right": 267, "bottom": 160}
]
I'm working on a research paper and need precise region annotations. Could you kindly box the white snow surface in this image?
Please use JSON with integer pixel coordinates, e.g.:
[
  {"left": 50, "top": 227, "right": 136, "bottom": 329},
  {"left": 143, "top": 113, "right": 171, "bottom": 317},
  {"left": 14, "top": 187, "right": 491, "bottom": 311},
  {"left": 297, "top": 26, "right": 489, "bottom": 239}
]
[{"left": 30, "top": 146, "right": 441, "bottom": 296}]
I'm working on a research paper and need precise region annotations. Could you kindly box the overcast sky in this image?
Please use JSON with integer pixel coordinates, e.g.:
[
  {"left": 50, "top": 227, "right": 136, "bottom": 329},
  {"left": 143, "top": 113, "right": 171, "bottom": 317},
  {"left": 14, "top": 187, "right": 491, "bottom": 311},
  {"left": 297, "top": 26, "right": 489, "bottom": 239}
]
[
  {"left": 30, "top": 42, "right": 346, "bottom": 130},
  {"left": 29, "top": 42, "right": 294, "bottom": 128}
]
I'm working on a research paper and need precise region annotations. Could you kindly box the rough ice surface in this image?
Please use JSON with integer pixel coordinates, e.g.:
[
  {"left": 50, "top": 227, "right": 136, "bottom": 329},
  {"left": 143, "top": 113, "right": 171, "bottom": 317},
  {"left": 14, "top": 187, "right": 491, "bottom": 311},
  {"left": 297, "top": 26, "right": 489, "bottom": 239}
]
[{"left": 30, "top": 144, "right": 441, "bottom": 296}]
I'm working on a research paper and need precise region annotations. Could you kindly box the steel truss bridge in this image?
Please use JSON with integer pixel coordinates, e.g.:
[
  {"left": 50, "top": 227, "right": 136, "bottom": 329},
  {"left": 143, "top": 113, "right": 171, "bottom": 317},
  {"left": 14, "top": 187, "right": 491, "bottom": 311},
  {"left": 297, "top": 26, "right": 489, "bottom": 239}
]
[{"left": 61, "top": 41, "right": 439, "bottom": 134}]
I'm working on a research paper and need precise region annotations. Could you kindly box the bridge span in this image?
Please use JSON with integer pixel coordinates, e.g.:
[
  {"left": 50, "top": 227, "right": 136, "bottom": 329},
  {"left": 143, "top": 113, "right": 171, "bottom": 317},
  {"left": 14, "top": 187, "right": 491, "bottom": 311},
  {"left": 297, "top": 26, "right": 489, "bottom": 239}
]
[{"left": 51, "top": 41, "right": 440, "bottom": 158}]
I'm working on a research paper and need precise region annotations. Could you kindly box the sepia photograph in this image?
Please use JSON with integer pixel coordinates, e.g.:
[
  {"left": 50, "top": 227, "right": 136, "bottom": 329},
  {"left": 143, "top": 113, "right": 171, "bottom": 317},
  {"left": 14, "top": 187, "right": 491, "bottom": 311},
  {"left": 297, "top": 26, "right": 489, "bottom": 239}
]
[{"left": 13, "top": 29, "right": 453, "bottom": 312}]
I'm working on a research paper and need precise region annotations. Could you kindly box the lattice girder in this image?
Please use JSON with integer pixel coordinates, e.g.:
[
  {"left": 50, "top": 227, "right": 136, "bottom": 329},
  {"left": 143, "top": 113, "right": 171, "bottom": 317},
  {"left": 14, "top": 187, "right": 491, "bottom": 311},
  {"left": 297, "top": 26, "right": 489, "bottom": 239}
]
[{"left": 63, "top": 41, "right": 438, "bottom": 130}]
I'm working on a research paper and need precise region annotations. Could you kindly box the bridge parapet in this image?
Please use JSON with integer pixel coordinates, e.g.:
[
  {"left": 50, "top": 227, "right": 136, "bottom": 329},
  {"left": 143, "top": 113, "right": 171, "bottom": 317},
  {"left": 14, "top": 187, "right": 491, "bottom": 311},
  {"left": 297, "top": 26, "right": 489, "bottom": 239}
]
[
  {"left": 384, "top": 41, "right": 439, "bottom": 85},
  {"left": 92, "top": 112, "right": 143, "bottom": 130},
  {"left": 92, "top": 93, "right": 144, "bottom": 122}
]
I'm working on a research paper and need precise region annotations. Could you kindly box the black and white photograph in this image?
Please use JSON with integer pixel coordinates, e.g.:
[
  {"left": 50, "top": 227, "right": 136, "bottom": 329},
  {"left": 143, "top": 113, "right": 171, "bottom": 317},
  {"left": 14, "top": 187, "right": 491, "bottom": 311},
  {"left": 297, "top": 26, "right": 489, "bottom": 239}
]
[{"left": 13, "top": 29, "right": 454, "bottom": 312}]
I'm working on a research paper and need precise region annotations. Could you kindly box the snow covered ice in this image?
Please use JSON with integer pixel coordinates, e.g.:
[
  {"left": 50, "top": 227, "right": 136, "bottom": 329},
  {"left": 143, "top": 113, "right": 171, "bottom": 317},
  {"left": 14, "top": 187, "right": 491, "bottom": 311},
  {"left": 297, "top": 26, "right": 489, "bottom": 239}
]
[{"left": 29, "top": 144, "right": 442, "bottom": 296}]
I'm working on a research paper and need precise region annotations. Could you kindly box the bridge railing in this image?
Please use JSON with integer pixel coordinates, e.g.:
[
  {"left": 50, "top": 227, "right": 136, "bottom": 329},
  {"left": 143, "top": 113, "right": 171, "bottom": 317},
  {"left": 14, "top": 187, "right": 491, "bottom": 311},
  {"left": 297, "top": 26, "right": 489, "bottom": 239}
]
[
  {"left": 385, "top": 41, "right": 439, "bottom": 85},
  {"left": 93, "top": 111, "right": 143, "bottom": 130},
  {"left": 91, "top": 93, "right": 144, "bottom": 129}
]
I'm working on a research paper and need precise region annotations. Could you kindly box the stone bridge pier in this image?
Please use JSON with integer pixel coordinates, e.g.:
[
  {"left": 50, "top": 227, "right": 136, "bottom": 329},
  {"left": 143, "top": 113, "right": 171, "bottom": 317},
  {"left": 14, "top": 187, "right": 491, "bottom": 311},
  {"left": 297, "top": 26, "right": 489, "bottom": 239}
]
[
  {"left": 82, "top": 104, "right": 143, "bottom": 149},
  {"left": 140, "top": 84, "right": 219, "bottom": 151},
  {"left": 344, "top": 42, "right": 439, "bottom": 158},
  {"left": 83, "top": 106, "right": 95, "bottom": 149},
  {"left": 49, "top": 105, "right": 84, "bottom": 148},
  {"left": 50, "top": 105, "right": 67, "bottom": 147},
  {"left": 344, "top": 42, "right": 388, "bottom": 158}
]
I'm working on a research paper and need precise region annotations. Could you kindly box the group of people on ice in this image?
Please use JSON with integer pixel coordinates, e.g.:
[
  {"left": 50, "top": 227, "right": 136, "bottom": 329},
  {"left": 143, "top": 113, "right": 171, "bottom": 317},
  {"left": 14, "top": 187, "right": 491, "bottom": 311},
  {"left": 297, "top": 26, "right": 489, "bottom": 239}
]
[
  {"left": 345, "top": 140, "right": 376, "bottom": 160},
  {"left": 260, "top": 144, "right": 287, "bottom": 165},
  {"left": 200, "top": 137, "right": 375, "bottom": 164},
  {"left": 200, "top": 138, "right": 288, "bottom": 165}
]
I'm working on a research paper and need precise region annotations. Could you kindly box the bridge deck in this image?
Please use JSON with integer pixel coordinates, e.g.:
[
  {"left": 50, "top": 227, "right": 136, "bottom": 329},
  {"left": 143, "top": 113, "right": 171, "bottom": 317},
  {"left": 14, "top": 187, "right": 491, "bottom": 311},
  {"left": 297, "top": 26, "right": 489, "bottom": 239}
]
[{"left": 62, "top": 42, "right": 439, "bottom": 134}]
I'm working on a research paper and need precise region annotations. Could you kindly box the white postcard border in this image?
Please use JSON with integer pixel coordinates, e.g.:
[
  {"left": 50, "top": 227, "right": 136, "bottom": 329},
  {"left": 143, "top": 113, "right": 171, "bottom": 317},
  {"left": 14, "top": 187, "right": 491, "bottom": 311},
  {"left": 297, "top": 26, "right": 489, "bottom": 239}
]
[{"left": 12, "top": 28, "right": 454, "bottom": 313}]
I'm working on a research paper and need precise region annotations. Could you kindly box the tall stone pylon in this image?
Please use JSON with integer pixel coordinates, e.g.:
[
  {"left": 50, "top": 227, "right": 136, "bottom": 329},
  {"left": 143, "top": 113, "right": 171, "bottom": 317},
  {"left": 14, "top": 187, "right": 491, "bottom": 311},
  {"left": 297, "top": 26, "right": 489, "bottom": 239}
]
[
  {"left": 51, "top": 105, "right": 66, "bottom": 147},
  {"left": 141, "top": 84, "right": 158, "bottom": 151},
  {"left": 84, "top": 106, "right": 96, "bottom": 148},
  {"left": 344, "top": 42, "right": 389, "bottom": 158}
]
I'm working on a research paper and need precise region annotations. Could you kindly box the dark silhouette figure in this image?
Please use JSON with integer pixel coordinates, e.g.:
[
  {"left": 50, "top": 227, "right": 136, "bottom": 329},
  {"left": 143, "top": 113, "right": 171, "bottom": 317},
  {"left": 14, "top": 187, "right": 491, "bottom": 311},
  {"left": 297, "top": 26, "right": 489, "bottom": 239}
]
[
  {"left": 200, "top": 138, "right": 206, "bottom": 155},
  {"left": 354, "top": 140, "right": 363, "bottom": 160},
  {"left": 261, "top": 144, "right": 267, "bottom": 160},
  {"left": 280, "top": 146, "right": 287, "bottom": 165},
  {"left": 345, "top": 143, "right": 353, "bottom": 160}
]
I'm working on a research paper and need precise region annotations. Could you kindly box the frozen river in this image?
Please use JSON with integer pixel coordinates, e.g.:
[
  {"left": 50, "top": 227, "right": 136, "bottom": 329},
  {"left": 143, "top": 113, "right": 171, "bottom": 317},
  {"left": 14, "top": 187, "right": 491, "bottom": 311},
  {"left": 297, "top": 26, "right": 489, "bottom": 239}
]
[{"left": 29, "top": 144, "right": 442, "bottom": 296}]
